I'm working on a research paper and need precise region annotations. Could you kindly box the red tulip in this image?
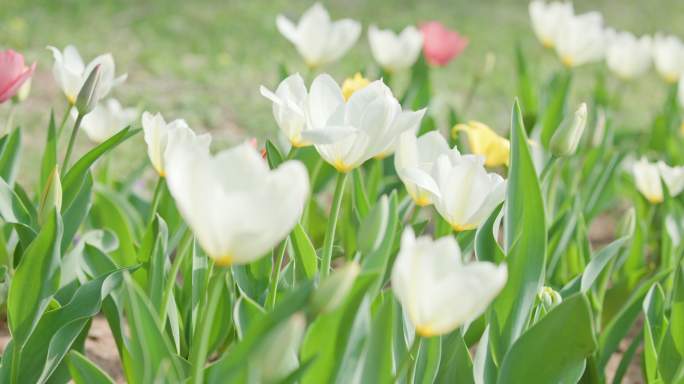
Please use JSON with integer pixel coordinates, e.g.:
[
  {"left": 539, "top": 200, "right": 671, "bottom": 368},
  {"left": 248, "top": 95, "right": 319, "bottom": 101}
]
[
  {"left": 420, "top": 21, "right": 469, "bottom": 66},
  {"left": 0, "top": 50, "right": 36, "bottom": 103}
]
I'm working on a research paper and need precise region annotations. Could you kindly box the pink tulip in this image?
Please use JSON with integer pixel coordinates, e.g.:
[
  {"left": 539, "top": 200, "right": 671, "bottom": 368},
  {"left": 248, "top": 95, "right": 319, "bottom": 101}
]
[
  {"left": 420, "top": 21, "right": 469, "bottom": 66},
  {"left": 0, "top": 50, "right": 35, "bottom": 103}
]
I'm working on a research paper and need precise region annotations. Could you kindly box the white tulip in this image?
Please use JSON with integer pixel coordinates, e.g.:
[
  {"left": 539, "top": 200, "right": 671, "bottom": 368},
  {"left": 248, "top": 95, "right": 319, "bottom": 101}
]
[
  {"left": 652, "top": 34, "right": 684, "bottom": 83},
  {"left": 554, "top": 12, "right": 608, "bottom": 67},
  {"left": 76, "top": 98, "right": 137, "bottom": 143},
  {"left": 276, "top": 3, "right": 361, "bottom": 68},
  {"left": 165, "top": 139, "right": 309, "bottom": 265},
  {"left": 428, "top": 152, "right": 506, "bottom": 231},
  {"left": 391, "top": 228, "right": 507, "bottom": 337},
  {"left": 394, "top": 131, "right": 457, "bottom": 207},
  {"left": 658, "top": 161, "right": 684, "bottom": 197},
  {"left": 260, "top": 73, "right": 310, "bottom": 147},
  {"left": 605, "top": 32, "right": 652, "bottom": 79},
  {"left": 632, "top": 157, "right": 663, "bottom": 204},
  {"left": 528, "top": 1, "right": 574, "bottom": 48},
  {"left": 302, "top": 74, "right": 425, "bottom": 172},
  {"left": 142, "top": 111, "right": 211, "bottom": 177},
  {"left": 47, "top": 45, "right": 127, "bottom": 105},
  {"left": 368, "top": 25, "right": 423, "bottom": 72}
]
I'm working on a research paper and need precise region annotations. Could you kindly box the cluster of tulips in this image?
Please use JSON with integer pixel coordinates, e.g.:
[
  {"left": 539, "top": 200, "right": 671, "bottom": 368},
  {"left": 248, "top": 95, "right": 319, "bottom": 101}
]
[{"left": 0, "top": 1, "right": 683, "bottom": 383}]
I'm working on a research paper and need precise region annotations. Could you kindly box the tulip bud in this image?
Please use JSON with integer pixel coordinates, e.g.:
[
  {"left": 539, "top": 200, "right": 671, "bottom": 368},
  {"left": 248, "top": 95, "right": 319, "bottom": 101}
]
[
  {"left": 550, "top": 103, "right": 587, "bottom": 157},
  {"left": 539, "top": 286, "right": 562, "bottom": 311},
  {"left": 11, "top": 77, "right": 31, "bottom": 104},
  {"left": 251, "top": 313, "right": 307, "bottom": 382},
  {"left": 311, "top": 261, "right": 360, "bottom": 314},
  {"left": 75, "top": 64, "right": 102, "bottom": 114},
  {"left": 38, "top": 166, "right": 62, "bottom": 225}
]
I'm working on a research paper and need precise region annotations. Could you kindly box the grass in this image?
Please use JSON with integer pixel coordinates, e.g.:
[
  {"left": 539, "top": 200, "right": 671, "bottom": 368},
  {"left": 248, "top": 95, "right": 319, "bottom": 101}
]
[{"left": 1, "top": 0, "right": 684, "bottom": 185}]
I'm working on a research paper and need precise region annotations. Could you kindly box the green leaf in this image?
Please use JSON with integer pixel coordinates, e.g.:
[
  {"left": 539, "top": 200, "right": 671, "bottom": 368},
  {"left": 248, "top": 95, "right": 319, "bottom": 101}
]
[
  {"left": 40, "top": 111, "right": 58, "bottom": 195},
  {"left": 540, "top": 71, "right": 572, "bottom": 148},
  {"left": 435, "top": 332, "right": 474, "bottom": 384},
  {"left": 0, "top": 176, "right": 34, "bottom": 227},
  {"left": 90, "top": 187, "right": 141, "bottom": 267},
  {"left": 67, "top": 350, "right": 115, "bottom": 384},
  {"left": 0, "top": 127, "right": 22, "bottom": 186},
  {"left": 514, "top": 42, "right": 538, "bottom": 130},
  {"left": 145, "top": 215, "right": 169, "bottom": 314},
  {"left": 643, "top": 284, "right": 666, "bottom": 383},
  {"left": 358, "top": 194, "right": 389, "bottom": 256},
  {"left": 351, "top": 169, "right": 370, "bottom": 220},
  {"left": 475, "top": 203, "right": 504, "bottom": 263},
  {"left": 234, "top": 295, "right": 265, "bottom": 339},
  {"left": 497, "top": 294, "right": 596, "bottom": 384},
  {"left": 7, "top": 211, "right": 63, "bottom": 346},
  {"left": 670, "top": 261, "right": 684, "bottom": 356},
  {"left": 493, "top": 101, "right": 546, "bottom": 353},
  {"left": 360, "top": 295, "right": 395, "bottom": 383},
  {"left": 290, "top": 223, "right": 318, "bottom": 279},
  {"left": 265, "top": 140, "right": 284, "bottom": 169},
  {"left": 362, "top": 193, "right": 399, "bottom": 296},
  {"left": 413, "top": 336, "right": 442, "bottom": 384},
  {"left": 61, "top": 171, "right": 93, "bottom": 251}
]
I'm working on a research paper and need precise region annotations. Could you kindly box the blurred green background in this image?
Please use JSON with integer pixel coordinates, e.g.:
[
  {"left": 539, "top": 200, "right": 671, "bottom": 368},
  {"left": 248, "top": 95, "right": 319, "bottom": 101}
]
[{"left": 2, "top": 0, "right": 684, "bottom": 185}]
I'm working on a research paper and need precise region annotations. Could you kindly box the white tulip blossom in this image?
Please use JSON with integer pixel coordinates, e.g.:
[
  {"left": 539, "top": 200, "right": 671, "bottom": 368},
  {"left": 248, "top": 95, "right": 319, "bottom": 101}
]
[
  {"left": 260, "top": 73, "right": 310, "bottom": 147},
  {"left": 394, "top": 131, "right": 457, "bottom": 207},
  {"left": 658, "top": 161, "right": 684, "bottom": 197},
  {"left": 165, "top": 139, "right": 309, "bottom": 266},
  {"left": 428, "top": 152, "right": 506, "bottom": 231},
  {"left": 605, "top": 32, "right": 652, "bottom": 79},
  {"left": 302, "top": 74, "right": 425, "bottom": 172},
  {"left": 368, "top": 25, "right": 423, "bottom": 72},
  {"left": 47, "top": 45, "right": 127, "bottom": 105},
  {"left": 528, "top": 1, "right": 574, "bottom": 48},
  {"left": 276, "top": 3, "right": 361, "bottom": 68},
  {"left": 77, "top": 98, "right": 137, "bottom": 143},
  {"left": 632, "top": 157, "right": 663, "bottom": 204},
  {"left": 391, "top": 228, "right": 507, "bottom": 337},
  {"left": 652, "top": 34, "right": 684, "bottom": 83},
  {"left": 554, "top": 12, "right": 608, "bottom": 67},
  {"left": 142, "top": 111, "right": 211, "bottom": 177}
]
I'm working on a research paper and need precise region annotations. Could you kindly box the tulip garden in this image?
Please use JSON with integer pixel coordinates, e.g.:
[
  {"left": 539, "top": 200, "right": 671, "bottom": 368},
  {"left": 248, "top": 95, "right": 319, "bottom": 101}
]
[{"left": 1, "top": 1, "right": 684, "bottom": 383}]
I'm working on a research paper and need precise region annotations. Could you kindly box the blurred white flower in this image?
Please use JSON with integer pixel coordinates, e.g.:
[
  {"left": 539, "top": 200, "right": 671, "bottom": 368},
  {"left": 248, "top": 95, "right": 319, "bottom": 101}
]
[
  {"left": 394, "top": 131, "right": 457, "bottom": 207},
  {"left": 391, "top": 228, "right": 507, "bottom": 337},
  {"left": 658, "top": 161, "right": 684, "bottom": 197},
  {"left": 528, "top": 1, "right": 574, "bottom": 48},
  {"left": 142, "top": 111, "right": 211, "bottom": 176},
  {"left": 549, "top": 102, "right": 587, "bottom": 157},
  {"left": 165, "top": 140, "right": 309, "bottom": 265},
  {"left": 302, "top": 74, "right": 425, "bottom": 172},
  {"left": 250, "top": 313, "right": 307, "bottom": 383},
  {"left": 652, "top": 34, "right": 684, "bottom": 83},
  {"left": 260, "top": 73, "right": 310, "bottom": 147},
  {"left": 554, "top": 12, "right": 608, "bottom": 67},
  {"left": 47, "top": 45, "right": 127, "bottom": 105},
  {"left": 276, "top": 3, "right": 361, "bottom": 68},
  {"left": 428, "top": 151, "right": 506, "bottom": 231},
  {"left": 605, "top": 32, "right": 652, "bottom": 79},
  {"left": 632, "top": 157, "right": 663, "bottom": 204},
  {"left": 368, "top": 25, "right": 423, "bottom": 72},
  {"left": 75, "top": 98, "right": 136, "bottom": 143}
]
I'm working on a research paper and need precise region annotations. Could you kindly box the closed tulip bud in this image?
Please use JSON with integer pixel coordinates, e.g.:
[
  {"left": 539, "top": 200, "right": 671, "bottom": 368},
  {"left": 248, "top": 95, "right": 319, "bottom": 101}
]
[
  {"left": 11, "top": 77, "right": 31, "bottom": 104},
  {"left": 368, "top": 25, "right": 423, "bottom": 73},
  {"left": 632, "top": 157, "right": 663, "bottom": 204},
  {"left": 311, "top": 261, "right": 360, "bottom": 314},
  {"left": 420, "top": 21, "right": 468, "bottom": 66},
  {"left": 75, "top": 64, "right": 102, "bottom": 115},
  {"left": 250, "top": 313, "right": 307, "bottom": 383},
  {"left": 539, "top": 286, "right": 562, "bottom": 311},
  {"left": 39, "top": 166, "right": 62, "bottom": 225},
  {"left": 0, "top": 49, "right": 35, "bottom": 104},
  {"left": 550, "top": 102, "right": 587, "bottom": 156}
]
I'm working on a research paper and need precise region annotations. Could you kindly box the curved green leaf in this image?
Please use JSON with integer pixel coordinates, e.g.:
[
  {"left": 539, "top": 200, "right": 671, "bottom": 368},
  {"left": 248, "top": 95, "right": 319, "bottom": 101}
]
[{"left": 67, "top": 350, "right": 115, "bottom": 384}]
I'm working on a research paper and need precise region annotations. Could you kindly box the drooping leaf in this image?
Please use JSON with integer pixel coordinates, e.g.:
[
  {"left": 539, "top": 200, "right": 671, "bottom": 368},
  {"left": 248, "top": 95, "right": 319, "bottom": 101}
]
[{"left": 67, "top": 350, "right": 115, "bottom": 384}]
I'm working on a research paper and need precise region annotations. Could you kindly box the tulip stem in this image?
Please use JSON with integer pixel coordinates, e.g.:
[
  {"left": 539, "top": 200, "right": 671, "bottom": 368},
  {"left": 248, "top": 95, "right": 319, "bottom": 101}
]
[
  {"left": 56, "top": 105, "right": 72, "bottom": 138},
  {"left": 287, "top": 146, "right": 299, "bottom": 160},
  {"left": 539, "top": 156, "right": 559, "bottom": 182},
  {"left": 61, "top": 112, "right": 85, "bottom": 171},
  {"left": 393, "top": 335, "right": 422, "bottom": 383},
  {"left": 266, "top": 237, "right": 289, "bottom": 310},
  {"left": 147, "top": 177, "right": 166, "bottom": 226},
  {"left": 159, "top": 230, "right": 193, "bottom": 327},
  {"left": 190, "top": 266, "right": 227, "bottom": 384},
  {"left": 321, "top": 172, "right": 348, "bottom": 278}
]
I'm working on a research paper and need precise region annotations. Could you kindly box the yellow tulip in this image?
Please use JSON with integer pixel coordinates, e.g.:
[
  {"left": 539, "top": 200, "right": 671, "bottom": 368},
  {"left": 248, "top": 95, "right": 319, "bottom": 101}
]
[{"left": 453, "top": 121, "right": 510, "bottom": 167}]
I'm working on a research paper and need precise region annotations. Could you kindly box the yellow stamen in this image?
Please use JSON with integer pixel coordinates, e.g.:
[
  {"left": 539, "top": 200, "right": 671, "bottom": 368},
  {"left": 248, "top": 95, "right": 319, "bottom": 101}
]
[
  {"left": 214, "top": 254, "right": 234, "bottom": 267},
  {"left": 561, "top": 56, "right": 573, "bottom": 68},
  {"left": 452, "top": 223, "right": 477, "bottom": 232},
  {"left": 341, "top": 72, "right": 370, "bottom": 101},
  {"left": 646, "top": 194, "right": 663, "bottom": 204},
  {"left": 416, "top": 324, "right": 437, "bottom": 337},
  {"left": 67, "top": 95, "right": 76, "bottom": 106},
  {"left": 413, "top": 195, "right": 431, "bottom": 207},
  {"left": 332, "top": 159, "right": 353, "bottom": 173}
]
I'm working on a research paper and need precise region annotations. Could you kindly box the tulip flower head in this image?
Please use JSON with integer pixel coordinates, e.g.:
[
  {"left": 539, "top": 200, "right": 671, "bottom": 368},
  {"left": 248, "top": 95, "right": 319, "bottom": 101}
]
[
  {"left": 652, "top": 34, "right": 684, "bottom": 83},
  {"left": 658, "top": 161, "right": 684, "bottom": 198},
  {"left": 549, "top": 103, "right": 587, "bottom": 157},
  {"left": 394, "top": 130, "right": 458, "bottom": 207},
  {"left": 528, "top": 1, "right": 574, "bottom": 48},
  {"left": 0, "top": 49, "right": 36, "bottom": 104},
  {"left": 420, "top": 21, "right": 468, "bottom": 66},
  {"left": 341, "top": 72, "right": 370, "bottom": 101},
  {"left": 605, "top": 32, "right": 652, "bottom": 79},
  {"left": 428, "top": 152, "right": 507, "bottom": 232},
  {"left": 77, "top": 98, "right": 137, "bottom": 143},
  {"left": 632, "top": 157, "right": 663, "bottom": 204},
  {"left": 142, "top": 111, "right": 211, "bottom": 177},
  {"left": 368, "top": 25, "right": 423, "bottom": 73},
  {"left": 47, "top": 45, "right": 127, "bottom": 105},
  {"left": 260, "top": 73, "right": 310, "bottom": 147},
  {"left": 276, "top": 3, "right": 361, "bottom": 68},
  {"left": 391, "top": 228, "right": 507, "bottom": 337},
  {"left": 165, "top": 139, "right": 309, "bottom": 266},
  {"left": 554, "top": 12, "right": 608, "bottom": 67},
  {"left": 302, "top": 74, "right": 425, "bottom": 173},
  {"left": 453, "top": 121, "right": 510, "bottom": 167}
]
